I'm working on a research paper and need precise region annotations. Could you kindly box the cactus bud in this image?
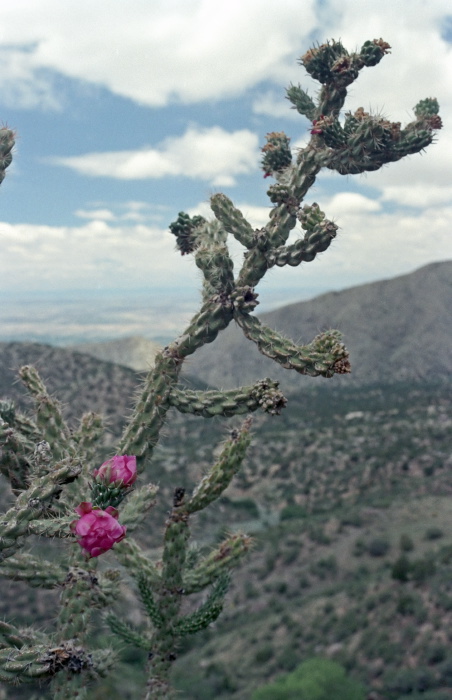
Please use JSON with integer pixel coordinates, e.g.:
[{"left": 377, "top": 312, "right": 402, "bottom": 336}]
[
  {"left": 94, "top": 455, "right": 137, "bottom": 486},
  {"left": 261, "top": 131, "right": 292, "bottom": 176},
  {"left": 301, "top": 40, "right": 348, "bottom": 83},
  {"left": 359, "top": 38, "right": 391, "bottom": 67},
  {"left": 169, "top": 211, "right": 206, "bottom": 255}
]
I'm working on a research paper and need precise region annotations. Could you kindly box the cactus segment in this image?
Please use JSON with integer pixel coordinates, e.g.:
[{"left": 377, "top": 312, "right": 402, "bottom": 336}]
[
  {"left": 0, "top": 552, "right": 66, "bottom": 587},
  {"left": 137, "top": 573, "right": 165, "bottom": 628},
  {"left": 0, "top": 620, "right": 35, "bottom": 650},
  {"left": 414, "top": 97, "right": 441, "bottom": 120},
  {"left": 169, "top": 378, "right": 286, "bottom": 418},
  {"left": 195, "top": 243, "right": 234, "bottom": 297},
  {"left": 210, "top": 193, "right": 256, "bottom": 249},
  {"left": 19, "top": 366, "right": 73, "bottom": 459},
  {"left": 183, "top": 533, "right": 252, "bottom": 593},
  {"left": 114, "top": 538, "right": 161, "bottom": 586},
  {"left": 359, "top": 38, "right": 391, "bottom": 67},
  {"left": 174, "top": 573, "right": 230, "bottom": 636},
  {"left": 185, "top": 418, "right": 252, "bottom": 515},
  {"left": 312, "top": 106, "right": 442, "bottom": 176},
  {"left": 286, "top": 84, "right": 316, "bottom": 120},
  {"left": 118, "top": 349, "right": 183, "bottom": 464},
  {"left": 234, "top": 313, "right": 350, "bottom": 378},
  {"left": 116, "top": 483, "right": 158, "bottom": 531},
  {"left": 0, "top": 421, "right": 33, "bottom": 493},
  {"left": 0, "top": 461, "right": 81, "bottom": 561},
  {"left": 28, "top": 515, "right": 75, "bottom": 538},
  {"left": 73, "top": 412, "right": 104, "bottom": 462},
  {"left": 0, "top": 645, "right": 51, "bottom": 682},
  {"left": 0, "top": 127, "right": 14, "bottom": 185},
  {"left": 169, "top": 211, "right": 206, "bottom": 255},
  {"left": 106, "top": 612, "right": 151, "bottom": 649},
  {"left": 261, "top": 131, "right": 292, "bottom": 177},
  {"left": 266, "top": 202, "right": 338, "bottom": 267}
]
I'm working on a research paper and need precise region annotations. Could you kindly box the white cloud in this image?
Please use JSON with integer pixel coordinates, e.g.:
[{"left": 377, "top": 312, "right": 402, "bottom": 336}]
[
  {"left": 1, "top": 198, "right": 451, "bottom": 336},
  {"left": 50, "top": 126, "right": 260, "bottom": 185},
  {"left": 252, "top": 90, "right": 301, "bottom": 121},
  {"left": 380, "top": 184, "right": 451, "bottom": 208},
  {"left": 0, "top": 47, "right": 62, "bottom": 110},
  {"left": 322, "top": 193, "right": 381, "bottom": 216},
  {"left": 316, "top": 1, "right": 452, "bottom": 119},
  {"left": 0, "top": 218, "right": 200, "bottom": 290},
  {"left": 0, "top": 0, "right": 317, "bottom": 109},
  {"left": 75, "top": 208, "right": 116, "bottom": 221},
  {"left": 0, "top": 0, "right": 449, "bottom": 128}
]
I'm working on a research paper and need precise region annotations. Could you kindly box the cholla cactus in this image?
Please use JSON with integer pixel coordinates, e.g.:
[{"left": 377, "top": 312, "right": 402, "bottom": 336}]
[
  {"left": 0, "top": 38, "right": 441, "bottom": 699},
  {"left": 0, "top": 127, "right": 14, "bottom": 185}
]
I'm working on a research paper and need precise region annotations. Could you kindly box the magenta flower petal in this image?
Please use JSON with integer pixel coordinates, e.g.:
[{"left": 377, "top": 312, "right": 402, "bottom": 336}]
[
  {"left": 93, "top": 455, "right": 137, "bottom": 486},
  {"left": 75, "top": 501, "right": 93, "bottom": 516},
  {"left": 73, "top": 503, "right": 127, "bottom": 558}
]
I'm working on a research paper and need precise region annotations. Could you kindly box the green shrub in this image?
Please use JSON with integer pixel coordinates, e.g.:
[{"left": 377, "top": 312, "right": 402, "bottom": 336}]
[
  {"left": 411, "top": 554, "right": 436, "bottom": 583},
  {"left": 367, "top": 537, "right": 391, "bottom": 557},
  {"left": 398, "top": 693, "right": 452, "bottom": 700},
  {"left": 392, "top": 555, "right": 412, "bottom": 582},
  {"left": 426, "top": 644, "right": 447, "bottom": 665},
  {"left": 425, "top": 527, "right": 444, "bottom": 541},
  {"left": 353, "top": 538, "right": 366, "bottom": 557},
  {"left": 397, "top": 593, "right": 420, "bottom": 616},
  {"left": 383, "top": 666, "right": 436, "bottom": 697},
  {"left": 310, "top": 555, "right": 338, "bottom": 579},
  {"left": 251, "top": 657, "right": 366, "bottom": 700},
  {"left": 280, "top": 504, "right": 308, "bottom": 521},
  {"left": 399, "top": 533, "right": 415, "bottom": 552},
  {"left": 255, "top": 644, "right": 274, "bottom": 664},
  {"left": 307, "top": 526, "right": 331, "bottom": 545},
  {"left": 340, "top": 510, "right": 363, "bottom": 527},
  {"left": 224, "top": 496, "right": 260, "bottom": 519}
]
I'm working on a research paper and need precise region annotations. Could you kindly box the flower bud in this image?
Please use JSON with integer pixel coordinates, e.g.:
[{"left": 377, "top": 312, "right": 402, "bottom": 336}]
[
  {"left": 94, "top": 455, "right": 137, "bottom": 487},
  {"left": 71, "top": 501, "right": 127, "bottom": 558}
]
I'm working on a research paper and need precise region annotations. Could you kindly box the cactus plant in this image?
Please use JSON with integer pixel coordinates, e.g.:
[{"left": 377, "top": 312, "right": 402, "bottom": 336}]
[{"left": 0, "top": 38, "right": 441, "bottom": 699}]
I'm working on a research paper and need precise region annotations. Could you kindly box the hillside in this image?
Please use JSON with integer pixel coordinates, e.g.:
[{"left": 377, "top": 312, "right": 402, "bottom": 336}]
[
  {"left": 69, "top": 335, "right": 161, "bottom": 371},
  {"left": 0, "top": 262, "right": 451, "bottom": 699},
  {"left": 2, "top": 377, "right": 450, "bottom": 700},
  {"left": 0, "top": 341, "right": 140, "bottom": 439},
  {"left": 183, "top": 260, "right": 452, "bottom": 389}
]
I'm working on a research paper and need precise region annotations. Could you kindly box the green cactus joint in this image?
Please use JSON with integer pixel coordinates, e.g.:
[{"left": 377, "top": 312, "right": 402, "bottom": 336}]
[
  {"left": 261, "top": 131, "right": 292, "bottom": 176},
  {"left": 169, "top": 211, "right": 206, "bottom": 255},
  {"left": 0, "top": 37, "right": 441, "bottom": 699}
]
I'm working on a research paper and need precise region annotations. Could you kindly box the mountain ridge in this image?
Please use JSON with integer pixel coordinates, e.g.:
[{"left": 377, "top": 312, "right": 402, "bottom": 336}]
[
  {"left": 182, "top": 260, "right": 452, "bottom": 389},
  {"left": 0, "top": 261, "right": 449, "bottom": 416}
]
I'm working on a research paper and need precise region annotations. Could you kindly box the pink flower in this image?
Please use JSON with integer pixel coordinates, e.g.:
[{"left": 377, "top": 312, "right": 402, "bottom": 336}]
[
  {"left": 310, "top": 116, "right": 325, "bottom": 135},
  {"left": 94, "top": 455, "right": 137, "bottom": 487},
  {"left": 71, "top": 502, "right": 126, "bottom": 558}
]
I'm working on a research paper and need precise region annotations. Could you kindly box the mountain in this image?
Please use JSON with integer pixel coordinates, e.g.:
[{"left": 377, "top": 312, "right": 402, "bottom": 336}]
[
  {"left": 183, "top": 261, "right": 452, "bottom": 390},
  {"left": 0, "top": 265, "right": 452, "bottom": 700},
  {"left": 69, "top": 335, "right": 161, "bottom": 371},
  {"left": 0, "top": 341, "right": 140, "bottom": 437}
]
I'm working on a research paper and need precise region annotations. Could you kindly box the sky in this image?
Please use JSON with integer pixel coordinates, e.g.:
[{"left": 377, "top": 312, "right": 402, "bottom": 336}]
[{"left": 0, "top": 0, "right": 451, "bottom": 343}]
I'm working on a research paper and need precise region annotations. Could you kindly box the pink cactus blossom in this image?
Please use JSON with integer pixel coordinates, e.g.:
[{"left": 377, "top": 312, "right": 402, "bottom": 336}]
[
  {"left": 71, "top": 502, "right": 126, "bottom": 558},
  {"left": 310, "top": 116, "right": 324, "bottom": 135},
  {"left": 94, "top": 455, "right": 137, "bottom": 486}
]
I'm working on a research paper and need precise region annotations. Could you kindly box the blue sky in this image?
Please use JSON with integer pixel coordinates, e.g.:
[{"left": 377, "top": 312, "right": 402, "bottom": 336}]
[{"left": 0, "top": 0, "right": 451, "bottom": 343}]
